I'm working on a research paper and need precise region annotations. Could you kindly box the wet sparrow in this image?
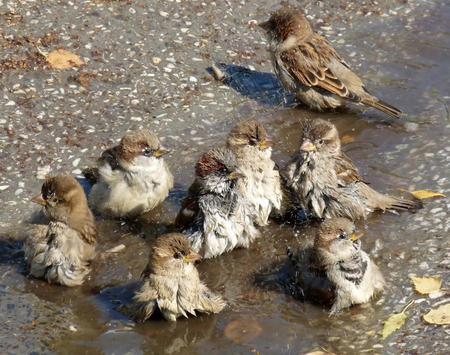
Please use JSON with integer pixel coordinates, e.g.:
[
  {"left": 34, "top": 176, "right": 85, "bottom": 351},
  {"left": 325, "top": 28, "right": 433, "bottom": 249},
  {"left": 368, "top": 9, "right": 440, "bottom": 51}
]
[
  {"left": 132, "top": 233, "right": 226, "bottom": 322},
  {"left": 260, "top": 7, "right": 403, "bottom": 118},
  {"left": 289, "top": 218, "right": 385, "bottom": 314},
  {"left": 226, "top": 120, "right": 282, "bottom": 226},
  {"left": 85, "top": 130, "right": 173, "bottom": 218},
  {"left": 24, "top": 175, "right": 97, "bottom": 286},
  {"left": 177, "top": 147, "right": 259, "bottom": 258},
  {"left": 284, "top": 119, "right": 420, "bottom": 220}
]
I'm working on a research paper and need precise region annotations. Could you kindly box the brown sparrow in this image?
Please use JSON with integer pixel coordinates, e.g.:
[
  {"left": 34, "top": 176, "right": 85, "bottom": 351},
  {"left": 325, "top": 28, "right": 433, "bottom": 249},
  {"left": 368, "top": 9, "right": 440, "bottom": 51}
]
[
  {"left": 84, "top": 130, "right": 173, "bottom": 218},
  {"left": 131, "top": 233, "right": 226, "bottom": 322},
  {"left": 226, "top": 120, "right": 282, "bottom": 226},
  {"left": 259, "top": 7, "right": 403, "bottom": 118},
  {"left": 284, "top": 119, "right": 420, "bottom": 220},
  {"left": 176, "top": 147, "right": 259, "bottom": 259},
  {"left": 24, "top": 175, "right": 97, "bottom": 286},
  {"left": 289, "top": 218, "right": 385, "bottom": 314}
]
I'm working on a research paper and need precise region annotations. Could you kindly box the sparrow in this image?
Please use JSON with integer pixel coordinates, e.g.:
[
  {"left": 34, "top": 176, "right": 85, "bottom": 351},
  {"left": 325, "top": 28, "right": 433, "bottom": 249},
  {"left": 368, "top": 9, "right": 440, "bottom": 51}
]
[
  {"left": 226, "top": 119, "right": 282, "bottom": 226},
  {"left": 24, "top": 175, "right": 97, "bottom": 286},
  {"left": 259, "top": 7, "right": 403, "bottom": 118},
  {"left": 84, "top": 129, "right": 174, "bottom": 218},
  {"left": 284, "top": 119, "right": 420, "bottom": 220},
  {"left": 288, "top": 218, "right": 385, "bottom": 314},
  {"left": 176, "top": 147, "right": 259, "bottom": 259},
  {"left": 131, "top": 233, "right": 226, "bottom": 322}
]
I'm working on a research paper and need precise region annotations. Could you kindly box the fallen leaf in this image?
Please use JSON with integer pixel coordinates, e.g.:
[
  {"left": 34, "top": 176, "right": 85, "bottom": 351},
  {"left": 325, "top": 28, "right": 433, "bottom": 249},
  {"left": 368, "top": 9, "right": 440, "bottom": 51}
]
[
  {"left": 224, "top": 318, "right": 262, "bottom": 344},
  {"left": 47, "top": 49, "right": 84, "bottom": 69},
  {"left": 411, "top": 276, "right": 442, "bottom": 295},
  {"left": 410, "top": 190, "right": 446, "bottom": 200},
  {"left": 304, "top": 351, "right": 336, "bottom": 355},
  {"left": 381, "top": 300, "right": 414, "bottom": 339},
  {"left": 382, "top": 312, "right": 408, "bottom": 339},
  {"left": 341, "top": 134, "right": 355, "bottom": 145},
  {"left": 423, "top": 303, "right": 450, "bottom": 325}
]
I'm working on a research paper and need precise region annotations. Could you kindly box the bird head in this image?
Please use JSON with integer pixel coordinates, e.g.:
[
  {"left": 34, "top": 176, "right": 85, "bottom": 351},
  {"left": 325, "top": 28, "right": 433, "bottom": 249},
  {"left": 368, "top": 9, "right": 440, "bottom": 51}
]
[
  {"left": 150, "top": 233, "right": 201, "bottom": 274},
  {"left": 227, "top": 119, "right": 273, "bottom": 158},
  {"left": 314, "top": 218, "right": 363, "bottom": 266},
  {"left": 298, "top": 119, "right": 341, "bottom": 158},
  {"left": 116, "top": 130, "right": 169, "bottom": 168},
  {"left": 195, "top": 148, "right": 244, "bottom": 195},
  {"left": 32, "top": 175, "right": 88, "bottom": 221},
  {"left": 259, "top": 7, "right": 313, "bottom": 44}
]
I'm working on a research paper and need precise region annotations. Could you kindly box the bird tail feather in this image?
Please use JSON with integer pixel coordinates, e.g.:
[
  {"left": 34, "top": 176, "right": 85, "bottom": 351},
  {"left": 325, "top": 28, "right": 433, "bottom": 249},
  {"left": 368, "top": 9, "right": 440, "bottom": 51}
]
[
  {"left": 362, "top": 97, "right": 403, "bottom": 119},
  {"left": 361, "top": 184, "right": 422, "bottom": 212},
  {"left": 82, "top": 167, "right": 99, "bottom": 185}
]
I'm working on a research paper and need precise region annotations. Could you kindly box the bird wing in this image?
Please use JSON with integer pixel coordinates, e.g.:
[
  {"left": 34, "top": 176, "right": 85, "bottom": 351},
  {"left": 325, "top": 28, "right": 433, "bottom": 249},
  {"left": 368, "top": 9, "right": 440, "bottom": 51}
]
[
  {"left": 278, "top": 34, "right": 358, "bottom": 100},
  {"left": 196, "top": 283, "right": 226, "bottom": 314},
  {"left": 132, "top": 279, "right": 159, "bottom": 323},
  {"left": 79, "top": 222, "right": 97, "bottom": 245},
  {"left": 69, "top": 212, "right": 98, "bottom": 245},
  {"left": 334, "top": 153, "right": 364, "bottom": 187},
  {"left": 175, "top": 179, "right": 201, "bottom": 227},
  {"left": 82, "top": 146, "right": 121, "bottom": 184},
  {"left": 99, "top": 146, "right": 121, "bottom": 170}
]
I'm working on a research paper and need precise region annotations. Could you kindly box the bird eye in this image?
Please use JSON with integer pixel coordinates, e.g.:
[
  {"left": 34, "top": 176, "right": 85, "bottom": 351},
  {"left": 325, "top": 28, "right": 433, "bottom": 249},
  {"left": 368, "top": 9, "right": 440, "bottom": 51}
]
[
  {"left": 338, "top": 232, "right": 347, "bottom": 240},
  {"left": 142, "top": 146, "right": 154, "bottom": 157},
  {"left": 44, "top": 191, "right": 55, "bottom": 200},
  {"left": 174, "top": 251, "right": 183, "bottom": 259},
  {"left": 318, "top": 139, "right": 324, "bottom": 145}
]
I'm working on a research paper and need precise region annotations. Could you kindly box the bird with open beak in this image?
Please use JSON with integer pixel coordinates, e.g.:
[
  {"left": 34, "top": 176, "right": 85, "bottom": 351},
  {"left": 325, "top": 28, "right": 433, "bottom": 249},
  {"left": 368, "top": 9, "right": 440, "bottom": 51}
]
[
  {"left": 284, "top": 119, "right": 420, "bottom": 221},
  {"left": 259, "top": 7, "right": 403, "bottom": 118},
  {"left": 84, "top": 130, "right": 173, "bottom": 218},
  {"left": 288, "top": 218, "right": 385, "bottom": 314},
  {"left": 24, "top": 175, "right": 97, "bottom": 286},
  {"left": 226, "top": 120, "right": 282, "bottom": 226},
  {"left": 131, "top": 233, "right": 226, "bottom": 322},
  {"left": 176, "top": 147, "right": 260, "bottom": 258}
]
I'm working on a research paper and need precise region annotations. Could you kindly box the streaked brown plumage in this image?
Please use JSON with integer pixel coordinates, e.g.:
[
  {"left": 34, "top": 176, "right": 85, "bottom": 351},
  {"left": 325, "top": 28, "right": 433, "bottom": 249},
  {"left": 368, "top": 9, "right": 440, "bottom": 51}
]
[
  {"left": 24, "top": 175, "right": 97, "bottom": 286},
  {"left": 284, "top": 119, "right": 420, "bottom": 220},
  {"left": 131, "top": 233, "right": 226, "bottom": 322},
  {"left": 260, "top": 7, "right": 403, "bottom": 118}
]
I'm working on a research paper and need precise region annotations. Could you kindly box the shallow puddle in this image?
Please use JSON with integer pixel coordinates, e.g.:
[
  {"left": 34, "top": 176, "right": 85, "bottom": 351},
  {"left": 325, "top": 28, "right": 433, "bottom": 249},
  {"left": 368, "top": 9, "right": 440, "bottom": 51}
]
[{"left": 0, "top": 0, "right": 449, "bottom": 354}]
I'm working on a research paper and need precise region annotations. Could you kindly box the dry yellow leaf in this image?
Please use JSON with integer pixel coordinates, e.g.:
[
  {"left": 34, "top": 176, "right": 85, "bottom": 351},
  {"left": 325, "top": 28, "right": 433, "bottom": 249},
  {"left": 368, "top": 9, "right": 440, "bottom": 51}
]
[
  {"left": 382, "top": 312, "right": 408, "bottom": 339},
  {"left": 411, "top": 276, "right": 442, "bottom": 295},
  {"left": 423, "top": 303, "right": 450, "bottom": 325},
  {"left": 47, "top": 49, "right": 84, "bottom": 69},
  {"left": 381, "top": 300, "right": 414, "bottom": 339},
  {"left": 341, "top": 134, "right": 355, "bottom": 145},
  {"left": 410, "top": 190, "right": 446, "bottom": 200},
  {"left": 304, "top": 351, "right": 336, "bottom": 355},
  {"left": 224, "top": 318, "right": 262, "bottom": 344}
]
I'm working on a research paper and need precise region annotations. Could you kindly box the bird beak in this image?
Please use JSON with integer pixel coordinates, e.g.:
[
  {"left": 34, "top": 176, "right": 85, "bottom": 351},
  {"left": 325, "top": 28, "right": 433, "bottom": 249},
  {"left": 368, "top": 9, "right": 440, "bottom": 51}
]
[
  {"left": 31, "top": 194, "right": 47, "bottom": 206},
  {"left": 300, "top": 140, "right": 317, "bottom": 152},
  {"left": 258, "top": 139, "right": 273, "bottom": 151},
  {"left": 228, "top": 171, "right": 244, "bottom": 180},
  {"left": 154, "top": 148, "right": 169, "bottom": 158},
  {"left": 184, "top": 252, "right": 202, "bottom": 264},
  {"left": 350, "top": 232, "right": 364, "bottom": 242}
]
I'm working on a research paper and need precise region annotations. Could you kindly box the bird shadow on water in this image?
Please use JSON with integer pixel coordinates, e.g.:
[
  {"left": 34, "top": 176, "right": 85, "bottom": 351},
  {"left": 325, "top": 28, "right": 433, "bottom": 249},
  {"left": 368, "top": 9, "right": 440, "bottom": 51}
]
[
  {"left": 206, "top": 63, "right": 297, "bottom": 108},
  {"left": 0, "top": 235, "right": 25, "bottom": 271}
]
